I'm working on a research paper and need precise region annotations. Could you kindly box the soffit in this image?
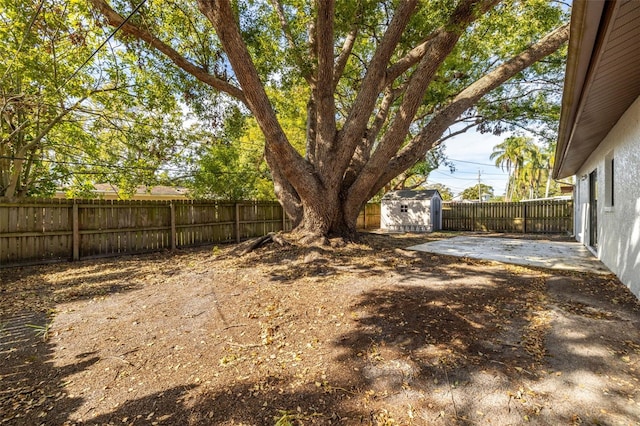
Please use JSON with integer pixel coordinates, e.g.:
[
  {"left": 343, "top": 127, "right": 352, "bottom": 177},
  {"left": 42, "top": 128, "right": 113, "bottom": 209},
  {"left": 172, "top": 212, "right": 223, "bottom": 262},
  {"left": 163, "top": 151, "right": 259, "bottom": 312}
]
[{"left": 554, "top": 0, "right": 640, "bottom": 179}]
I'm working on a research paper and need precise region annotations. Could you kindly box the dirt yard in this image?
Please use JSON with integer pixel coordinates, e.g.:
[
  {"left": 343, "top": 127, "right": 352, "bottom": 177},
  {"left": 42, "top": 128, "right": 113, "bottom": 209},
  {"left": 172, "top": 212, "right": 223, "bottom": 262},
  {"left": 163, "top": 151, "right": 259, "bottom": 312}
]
[{"left": 1, "top": 232, "right": 639, "bottom": 425}]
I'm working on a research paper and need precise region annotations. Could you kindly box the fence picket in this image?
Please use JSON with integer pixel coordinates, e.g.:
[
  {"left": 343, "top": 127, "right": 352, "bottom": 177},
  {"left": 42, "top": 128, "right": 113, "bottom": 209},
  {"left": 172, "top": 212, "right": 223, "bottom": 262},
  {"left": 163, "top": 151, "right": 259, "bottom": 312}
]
[
  {"left": 442, "top": 200, "right": 572, "bottom": 234},
  {"left": 0, "top": 198, "right": 572, "bottom": 267}
]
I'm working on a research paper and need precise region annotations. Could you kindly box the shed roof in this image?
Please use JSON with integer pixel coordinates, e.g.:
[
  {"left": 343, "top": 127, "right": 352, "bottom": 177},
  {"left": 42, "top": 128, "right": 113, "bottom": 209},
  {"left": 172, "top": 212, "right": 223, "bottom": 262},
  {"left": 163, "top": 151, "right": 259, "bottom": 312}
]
[
  {"left": 554, "top": 0, "right": 640, "bottom": 179},
  {"left": 381, "top": 189, "right": 441, "bottom": 200}
]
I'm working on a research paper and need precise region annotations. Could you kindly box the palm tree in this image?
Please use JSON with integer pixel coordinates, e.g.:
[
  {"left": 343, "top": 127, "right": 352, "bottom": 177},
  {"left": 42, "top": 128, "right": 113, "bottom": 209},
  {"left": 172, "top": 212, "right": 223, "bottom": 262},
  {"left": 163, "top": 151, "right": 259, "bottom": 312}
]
[
  {"left": 490, "top": 136, "right": 532, "bottom": 201},
  {"left": 543, "top": 144, "right": 555, "bottom": 198},
  {"left": 518, "top": 145, "right": 545, "bottom": 199}
]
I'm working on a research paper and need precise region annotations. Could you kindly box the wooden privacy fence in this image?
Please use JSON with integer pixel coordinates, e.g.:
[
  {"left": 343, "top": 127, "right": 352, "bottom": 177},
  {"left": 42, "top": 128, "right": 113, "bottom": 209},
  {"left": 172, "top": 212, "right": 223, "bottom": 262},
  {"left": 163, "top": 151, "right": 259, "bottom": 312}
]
[
  {"left": 0, "top": 198, "right": 292, "bottom": 267},
  {"left": 356, "top": 203, "right": 381, "bottom": 230},
  {"left": 442, "top": 200, "right": 573, "bottom": 233},
  {"left": 0, "top": 198, "right": 571, "bottom": 267},
  {"left": 0, "top": 198, "right": 380, "bottom": 267}
]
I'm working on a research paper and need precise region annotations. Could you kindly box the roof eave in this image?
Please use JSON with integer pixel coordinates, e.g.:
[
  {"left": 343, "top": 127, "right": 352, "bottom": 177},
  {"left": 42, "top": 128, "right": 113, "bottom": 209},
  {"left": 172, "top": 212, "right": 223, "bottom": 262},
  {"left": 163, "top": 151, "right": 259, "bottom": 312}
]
[{"left": 553, "top": 0, "right": 609, "bottom": 179}]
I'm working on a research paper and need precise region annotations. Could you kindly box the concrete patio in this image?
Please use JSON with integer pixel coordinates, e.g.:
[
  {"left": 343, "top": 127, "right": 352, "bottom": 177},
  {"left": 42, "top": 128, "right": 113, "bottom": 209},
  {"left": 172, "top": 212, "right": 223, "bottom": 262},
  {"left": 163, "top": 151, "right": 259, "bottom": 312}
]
[{"left": 407, "top": 236, "right": 611, "bottom": 274}]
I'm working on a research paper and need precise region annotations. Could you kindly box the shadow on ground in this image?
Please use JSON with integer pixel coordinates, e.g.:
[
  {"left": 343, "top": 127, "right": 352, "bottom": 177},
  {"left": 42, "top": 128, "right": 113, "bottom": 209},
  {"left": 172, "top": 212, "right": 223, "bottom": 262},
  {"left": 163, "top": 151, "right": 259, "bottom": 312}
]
[
  {"left": 1, "top": 233, "right": 639, "bottom": 425},
  {"left": 0, "top": 254, "right": 181, "bottom": 425}
]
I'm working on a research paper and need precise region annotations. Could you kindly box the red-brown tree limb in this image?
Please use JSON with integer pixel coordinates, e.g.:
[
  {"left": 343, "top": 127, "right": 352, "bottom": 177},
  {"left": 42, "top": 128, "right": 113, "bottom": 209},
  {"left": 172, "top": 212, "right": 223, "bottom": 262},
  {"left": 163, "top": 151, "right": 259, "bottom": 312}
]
[
  {"left": 370, "top": 22, "right": 571, "bottom": 200},
  {"left": 88, "top": 0, "right": 246, "bottom": 103}
]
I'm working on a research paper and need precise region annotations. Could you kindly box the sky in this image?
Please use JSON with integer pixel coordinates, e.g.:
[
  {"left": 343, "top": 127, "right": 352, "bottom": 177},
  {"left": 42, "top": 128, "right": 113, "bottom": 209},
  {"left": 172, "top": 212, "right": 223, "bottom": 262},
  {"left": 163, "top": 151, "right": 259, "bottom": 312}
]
[{"left": 429, "top": 130, "right": 511, "bottom": 198}]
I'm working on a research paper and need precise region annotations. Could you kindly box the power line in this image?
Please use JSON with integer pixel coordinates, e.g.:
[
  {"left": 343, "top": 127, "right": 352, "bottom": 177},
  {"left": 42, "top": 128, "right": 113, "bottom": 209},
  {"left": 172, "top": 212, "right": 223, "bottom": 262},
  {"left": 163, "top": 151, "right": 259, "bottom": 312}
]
[
  {"left": 0, "top": 155, "right": 256, "bottom": 176},
  {"left": 2, "top": 0, "right": 150, "bottom": 143},
  {"left": 431, "top": 170, "right": 481, "bottom": 181},
  {"left": 56, "top": 0, "right": 148, "bottom": 94},
  {"left": 446, "top": 158, "right": 494, "bottom": 166},
  {"left": 437, "top": 168, "right": 507, "bottom": 176},
  {"left": 0, "top": 155, "right": 177, "bottom": 173},
  {"left": 448, "top": 157, "right": 549, "bottom": 170}
]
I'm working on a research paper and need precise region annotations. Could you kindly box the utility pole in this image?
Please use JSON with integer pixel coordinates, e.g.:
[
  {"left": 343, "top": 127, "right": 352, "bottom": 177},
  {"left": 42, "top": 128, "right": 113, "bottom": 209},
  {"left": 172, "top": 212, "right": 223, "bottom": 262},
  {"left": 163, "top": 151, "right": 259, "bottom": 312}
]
[{"left": 478, "top": 170, "right": 482, "bottom": 202}]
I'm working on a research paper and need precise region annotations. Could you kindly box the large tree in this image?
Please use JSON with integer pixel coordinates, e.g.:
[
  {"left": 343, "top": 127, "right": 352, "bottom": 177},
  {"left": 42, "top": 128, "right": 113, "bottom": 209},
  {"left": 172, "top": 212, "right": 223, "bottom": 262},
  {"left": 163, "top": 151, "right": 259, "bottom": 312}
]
[
  {"left": 91, "top": 0, "right": 569, "bottom": 240},
  {"left": 1, "top": 0, "right": 197, "bottom": 198}
]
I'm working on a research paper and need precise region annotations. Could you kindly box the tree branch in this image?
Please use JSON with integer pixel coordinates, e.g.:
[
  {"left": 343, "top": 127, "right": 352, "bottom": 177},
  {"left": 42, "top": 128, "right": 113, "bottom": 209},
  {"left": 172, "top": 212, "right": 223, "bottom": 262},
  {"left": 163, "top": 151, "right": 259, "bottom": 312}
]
[
  {"left": 269, "top": 0, "right": 314, "bottom": 84},
  {"left": 372, "top": 22, "right": 570, "bottom": 196},
  {"left": 437, "top": 121, "right": 478, "bottom": 144},
  {"left": 341, "top": 82, "right": 405, "bottom": 190},
  {"left": 346, "top": 0, "right": 500, "bottom": 211},
  {"left": 333, "top": 24, "right": 358, "bottom": 90},
  {"left": 314, "top": 0, "right": 337, "bottom": 174},
  {"left": 368, "top": 83, "right": 406, "bottom": 147},
  {"left": 4, "top": 92, "right": 91, "bottom": 198},
  {"left": 385, "top": 31, "right": 440, "bottom": 82},
  {"left": 0, "top": 120, "right": 29, "bottom": 146},
  {"left": 385, "top": 0, "right": 500, "bottom": 83},
  {"left": 342, "top": 78, "right": 407, "bottom": 192},
  {"left": 305, "top": 95, "right": 317, "bottom": 164},
  {"left": 197, "top": 0, "right": 321, "bottom": 203},
  {"left": 89, "top": 0, "right": 246, "bottom": 103},
  {"left": 332, "top": 0, "right": 418, "bottom": 184}
]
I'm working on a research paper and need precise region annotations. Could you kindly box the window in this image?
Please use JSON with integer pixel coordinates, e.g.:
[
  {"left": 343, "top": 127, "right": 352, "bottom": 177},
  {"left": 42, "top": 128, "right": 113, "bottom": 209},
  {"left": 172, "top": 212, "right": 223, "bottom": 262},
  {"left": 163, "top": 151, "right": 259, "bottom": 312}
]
[
  {"left": 400, "top": 204, "right": 408, "bottom": 213},
  {"left": 605, "top": 152, "right": 614, "bottom": 208},
  {"left": 611, "top": 158, "right": 614, "bottom": 207}
]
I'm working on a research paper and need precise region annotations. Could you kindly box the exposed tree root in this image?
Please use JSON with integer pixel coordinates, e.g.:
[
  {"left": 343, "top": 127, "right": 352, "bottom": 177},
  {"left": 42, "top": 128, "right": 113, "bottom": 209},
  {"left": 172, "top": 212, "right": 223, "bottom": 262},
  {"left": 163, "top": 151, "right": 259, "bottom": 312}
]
[
  {"left": 235, "top": 229, "right": 357, "bottom": 256},
  {"left": 238, "top": 232, "right": 291, "bottom": 255},
  {"left": 297, "top": 233, "right": 330, "bottom": 247}
]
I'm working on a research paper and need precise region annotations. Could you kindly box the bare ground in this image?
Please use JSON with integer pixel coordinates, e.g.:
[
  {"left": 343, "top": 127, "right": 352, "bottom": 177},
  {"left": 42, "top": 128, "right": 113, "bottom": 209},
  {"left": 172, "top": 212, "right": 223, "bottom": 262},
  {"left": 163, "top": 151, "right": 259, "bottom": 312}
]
[{"left": 1, "top": 232, "right": 639, "bottom": 425}]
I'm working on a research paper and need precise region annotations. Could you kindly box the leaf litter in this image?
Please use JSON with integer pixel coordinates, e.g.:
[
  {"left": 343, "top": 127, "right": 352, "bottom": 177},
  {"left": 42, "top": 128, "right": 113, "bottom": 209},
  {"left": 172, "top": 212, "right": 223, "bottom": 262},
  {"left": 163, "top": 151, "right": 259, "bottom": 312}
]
[{"left": 1, "top": 232, "right": 639, "bottom": 425}]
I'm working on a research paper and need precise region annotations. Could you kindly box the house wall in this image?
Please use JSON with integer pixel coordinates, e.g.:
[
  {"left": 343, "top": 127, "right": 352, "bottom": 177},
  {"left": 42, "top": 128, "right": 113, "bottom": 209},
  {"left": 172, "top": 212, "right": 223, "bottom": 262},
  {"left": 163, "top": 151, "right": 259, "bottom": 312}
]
[
  {"left": 574, "top": 95, "right": 640, "bottom": 298},
  {"left": 381, "top": 199, "right": 433, "bottom": 232}
]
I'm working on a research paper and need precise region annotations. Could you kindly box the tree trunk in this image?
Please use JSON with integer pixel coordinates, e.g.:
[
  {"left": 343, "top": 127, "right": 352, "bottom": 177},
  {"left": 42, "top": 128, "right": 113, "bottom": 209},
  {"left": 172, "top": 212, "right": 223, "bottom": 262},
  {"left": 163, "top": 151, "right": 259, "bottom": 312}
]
[
  {"left": 294, "top": 196, "right": 360, "bottom": 241},
  {"left": 90, "top": 0, "right": 570, "bottom": 243},
  {"left": 4, "top": 158, "right": 23, "bottom": 199},
  {"left": 504, "top": 172, "right": 512, "bottom": 202},
  {"left": 545, "top": 168, "right": 552, "bottom": 198}
]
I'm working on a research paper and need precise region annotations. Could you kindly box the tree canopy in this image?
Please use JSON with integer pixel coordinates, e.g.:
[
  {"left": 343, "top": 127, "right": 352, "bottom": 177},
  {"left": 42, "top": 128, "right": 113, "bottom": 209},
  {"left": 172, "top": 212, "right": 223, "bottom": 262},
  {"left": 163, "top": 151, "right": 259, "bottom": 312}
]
[
  {"left": 491, "top": 135, "right": 560, "bottom": 201},
  {"left": 461, "top": 183, "right": 494, "bottom": 201},
  {"left": 5, "top": 0, "right": 569, "bottom": 240},
  {"left": 1, "top": 0, "right": 200, "bottom": 198},
  {"left": 425, "top": 183, "right": 454, "bottom": 201}
]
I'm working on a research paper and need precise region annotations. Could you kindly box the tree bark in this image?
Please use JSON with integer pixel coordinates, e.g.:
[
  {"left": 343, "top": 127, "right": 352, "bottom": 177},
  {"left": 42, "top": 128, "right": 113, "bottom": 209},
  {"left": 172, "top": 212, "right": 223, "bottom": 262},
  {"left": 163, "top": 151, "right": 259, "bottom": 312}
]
[
  {"left": 370, "top": 23, "right": 570, "bottom": 200},
  {"left": 90, "top": 1, "right": 570, "bottom": 242},
  {"left": 198, "top": 0, "right": 330, "bottom": 235},
  {"left": 89, "top": 0, "right": 246, "bottom": 103}
]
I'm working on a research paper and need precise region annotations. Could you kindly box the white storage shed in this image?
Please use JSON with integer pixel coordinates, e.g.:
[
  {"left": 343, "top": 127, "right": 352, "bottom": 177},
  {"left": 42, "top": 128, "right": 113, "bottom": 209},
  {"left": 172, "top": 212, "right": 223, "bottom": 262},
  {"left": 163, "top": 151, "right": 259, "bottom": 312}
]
[{"left": 381, "top": 189, "right": 442, "bottom": 233}]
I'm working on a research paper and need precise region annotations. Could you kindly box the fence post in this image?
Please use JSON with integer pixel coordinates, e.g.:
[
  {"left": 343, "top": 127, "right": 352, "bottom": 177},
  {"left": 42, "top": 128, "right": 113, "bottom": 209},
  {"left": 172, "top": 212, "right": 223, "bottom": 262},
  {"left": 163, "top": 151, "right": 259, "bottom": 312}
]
[
  {"left": 473, "top": 203, "right": 478, "bottom": 231},
  {"left": 235, "top": 202, "right": 241, "bottom": 243},
  {"left": 170, "top": 202, "right": 176, "bottom": 250},
  {"left": 523, "top": 203, "right": 527, "bottom": 234},
  {"left": 72, "top": 201, "right": 80, "bottom": 261}
]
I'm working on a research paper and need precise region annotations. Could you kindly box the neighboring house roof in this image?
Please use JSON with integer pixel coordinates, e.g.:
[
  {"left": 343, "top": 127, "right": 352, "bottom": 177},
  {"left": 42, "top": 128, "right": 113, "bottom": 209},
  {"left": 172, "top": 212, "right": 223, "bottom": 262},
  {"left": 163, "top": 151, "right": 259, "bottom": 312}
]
[
  {"left": 382, "top": 189, "right": 441, "bottom": 200},
  {"left": 92, "top": 184, "right": 189, "bottom": 199},
  {"left": 54, "top": 184, "right": 190, "bottom": 200},
  {"left": 554, "top": 0, "right": 640, "bottom": 179}
]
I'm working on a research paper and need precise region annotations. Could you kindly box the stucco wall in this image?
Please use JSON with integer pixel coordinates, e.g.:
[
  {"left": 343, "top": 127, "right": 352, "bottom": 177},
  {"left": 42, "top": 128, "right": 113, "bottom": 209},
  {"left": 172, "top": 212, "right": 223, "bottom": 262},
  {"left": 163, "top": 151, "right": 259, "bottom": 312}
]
[{"left": 574, "top": 95, "right": 640, "bottom": 298}]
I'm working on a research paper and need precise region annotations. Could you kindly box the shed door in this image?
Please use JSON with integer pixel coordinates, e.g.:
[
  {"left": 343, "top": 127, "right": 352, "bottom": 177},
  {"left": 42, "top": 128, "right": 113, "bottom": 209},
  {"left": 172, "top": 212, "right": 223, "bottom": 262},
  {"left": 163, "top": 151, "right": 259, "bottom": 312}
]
[{"left": 431, "top": 198, "right": 441, "bottom": 231}]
